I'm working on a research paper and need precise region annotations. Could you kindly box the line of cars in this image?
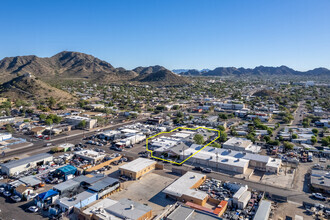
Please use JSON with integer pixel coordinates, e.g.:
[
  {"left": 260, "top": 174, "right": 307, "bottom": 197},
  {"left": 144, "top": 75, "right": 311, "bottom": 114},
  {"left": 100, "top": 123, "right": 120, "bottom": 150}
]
[{"left": 0, "top": 187, "right": 21, "bottom": 202}]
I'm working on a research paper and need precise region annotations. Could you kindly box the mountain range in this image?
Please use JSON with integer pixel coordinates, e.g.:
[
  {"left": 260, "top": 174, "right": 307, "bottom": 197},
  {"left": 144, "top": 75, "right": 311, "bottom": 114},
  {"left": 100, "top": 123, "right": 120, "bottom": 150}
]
[
  {"left": 174, "top": 66, "right": 330, "bottom": 76},
  {"left": 0, "top": 51, "right": 189, "bottom": 85}
]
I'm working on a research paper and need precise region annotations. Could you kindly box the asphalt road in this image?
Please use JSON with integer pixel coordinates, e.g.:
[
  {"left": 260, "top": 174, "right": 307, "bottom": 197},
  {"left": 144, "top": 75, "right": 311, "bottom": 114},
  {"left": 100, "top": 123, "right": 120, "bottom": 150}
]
[{"left": 1, "top": 117, "right": 148, "bottom": 160}]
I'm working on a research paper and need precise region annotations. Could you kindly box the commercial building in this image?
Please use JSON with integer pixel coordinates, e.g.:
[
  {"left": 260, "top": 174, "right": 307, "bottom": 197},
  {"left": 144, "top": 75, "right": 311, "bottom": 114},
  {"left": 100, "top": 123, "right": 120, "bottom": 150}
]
[
  {"left": 1, "top": 153, "right": 53, "bottom": 176},
  {"left": 163, "top": 172, "right": 208, "bottom": 206},
  {"left": 310, "top": 169, "right": 330, "bottom": 193},
  {"left": 87, "top": 176, "right": 120, "bottom": 199},
  {"left": 35, "top": 189, "right": 60, "bottom": 208},
  {"left": 180, "top": 146, "right": 281, "bottom": 174},
  {"left": 166, "top": 204, "right": 222, "bottom": 220},
  {"left": 65, "top": 116, "right": 97, "bottom": 129},
  {"left": 56, "top": 190, "right": 98, "bottom": 212},
  {"left": 119, "top": 158, "right": 157, "bottom": 180},
  {"left": 223, "top": 137, "right": 261, "bottom": 153},
  {"left": 253, "top": 200, "right": 272, "bottom": 220},
  {"left": 232, "top": 185, "right": 251, "bottom": 209},
  {"left": 0, "top": 116, "right": 15, "bottom": 125},
  {"left": 81, "top": 198, "right": 152, "bottom": 220},
  {"left": 53, "top": 165, "right": 77, "bottom": 180},
  {"left": 74, "top": 150, "right": 106, "bottom": 164},
  {"left": 0, "top": 133, "right": 12, "bottom": 141}
]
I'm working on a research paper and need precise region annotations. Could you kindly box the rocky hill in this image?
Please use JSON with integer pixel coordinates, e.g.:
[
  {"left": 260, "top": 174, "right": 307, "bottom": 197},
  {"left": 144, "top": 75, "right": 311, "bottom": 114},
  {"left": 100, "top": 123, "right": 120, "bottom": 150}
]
[
  {"left": 0, "top": 51, "right": 189, "bottom": 85},
  {"left": 0, "top": 73, "right": 76, "bottom": 102},
  {"left": 133, "top": 67, "right": 190, "bottom": 85}
]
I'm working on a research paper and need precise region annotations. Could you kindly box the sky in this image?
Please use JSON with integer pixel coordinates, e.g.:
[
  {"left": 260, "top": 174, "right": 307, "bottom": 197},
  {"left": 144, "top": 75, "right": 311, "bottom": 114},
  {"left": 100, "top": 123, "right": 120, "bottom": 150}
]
[{"left": 0, "top": 0, "right": 329, "bottom": 71}]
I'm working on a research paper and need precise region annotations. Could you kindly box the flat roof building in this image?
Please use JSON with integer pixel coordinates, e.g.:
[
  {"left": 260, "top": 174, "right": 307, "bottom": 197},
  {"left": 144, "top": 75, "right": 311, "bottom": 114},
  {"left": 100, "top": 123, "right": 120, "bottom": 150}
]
[
  {"left": 180, "top": 145, "right": 281, "bottom": 174},
  {"left": 119, "top": 158, "right": 157, "bottom": 180},
  {"left": 167, "top": 205, "right": 222, "bottom": 220},
  {"left": 163, "top": 171, "right": 208, "bottom": 206},
  {"left": 1, "top": 153, "right": 53, "bottom": 176},
  {"left": 310, "top": 169, "right": 330, "bottom": 192},
  {"left": 82, "top": 198, "right": 152, "bottom": 220},
  {"left": 253, "top": 200, "right": 272, "bottom": 220},
  {"left": 223, "top": 137, "right": 261, "bottom": 153},
  {"left": 56, "top": 190, "right": 98, "bottom": 212},
  {"left": 74, "top": 150, "right": 106, "bottom": 164}
]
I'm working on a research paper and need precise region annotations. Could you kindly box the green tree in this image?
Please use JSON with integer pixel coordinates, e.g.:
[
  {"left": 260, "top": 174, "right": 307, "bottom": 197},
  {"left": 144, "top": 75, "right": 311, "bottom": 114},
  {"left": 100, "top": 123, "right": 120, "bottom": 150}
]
[
  {"left": 292, "top": 134, "right": 298, "bottom": 139},
  {"left": 193, "top": 134, "right": 205, "bottom": 145},
  {"left": 311, "top": 136, "right": 317, "bottom": 145},
  {"left": 246, "top": 133, "right": 255, "bottom": 142},
  {"left": 211, "top": 142, "right": 221, "bottom": 148},
  {"left": 176, "top": 111, "right": 184, "bottom": 118},
  {"left": 217, "top": 125, "right": 225, "bottom": 131},
  {"left": 77, "top": 120, "right": 87, "bottom": 129},
  {"left": 45, "top": 118, "right": 53, "bottom": 126},
  {"left": 321, "top": 137, "right": 330, "bottom": 146},
  {"left": 264, "top": 135, "right": 271, "bottom": 142},
  {"left": 172, "top": 105, "right": 180, "bottom": 110},
  {"left": 5, "top": 124, "right": 15, "bottom": 133},
  {"left": 312, "top": 128, "right": 319, "bottom": 135},
  {"left": 219, "top": 131, "right": 227, "bottom": 142},
  {"left": 39, "top": 114, "right": 46, "bottom": 121},
  {"left": 48, "top": 97, "right": 56, "bottom": 109},
  {"left": 283, "top": 141, "right": 294, "bottom": 150}
]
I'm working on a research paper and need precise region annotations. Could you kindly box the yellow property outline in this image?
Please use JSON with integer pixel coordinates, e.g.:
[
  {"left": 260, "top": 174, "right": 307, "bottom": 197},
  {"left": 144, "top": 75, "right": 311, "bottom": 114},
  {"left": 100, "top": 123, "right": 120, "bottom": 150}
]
[{"left": 146, "top": 127, "right": 220, "bottom": 165}]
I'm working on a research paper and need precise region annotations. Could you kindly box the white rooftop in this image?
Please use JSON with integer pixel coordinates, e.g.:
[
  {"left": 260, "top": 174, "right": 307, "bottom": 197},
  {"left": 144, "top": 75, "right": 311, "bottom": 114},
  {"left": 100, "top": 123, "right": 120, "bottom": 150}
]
[
  {"left": 223, "top": 137, "right": 252, "bottom": 149},
  {"left": 163, "top": 171, "right": 208, "bottom": 201},
  {"left": 74, "top": 150, "right": 105, "bottom": 159},
  {"left": 119, "top": 158, "right": 156, "bottom": 173}
]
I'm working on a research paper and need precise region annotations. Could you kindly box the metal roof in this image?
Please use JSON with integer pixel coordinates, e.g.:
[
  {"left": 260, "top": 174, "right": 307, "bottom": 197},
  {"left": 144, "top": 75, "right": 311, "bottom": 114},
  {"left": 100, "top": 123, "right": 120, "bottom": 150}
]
[
  {"left": 53, "top": 179, "right": 80, "bottom": 192},
  {"left": 253, "top": 200, "right": 271, "bottom": 220},
  {"left": 19, "top": 176, "right": 42, "bottom": 186},
  {"left": 88, "top": 177, "right": 119, "bottom": 192},
  {"left": 119, "top": 158, "right": 156, "bottom": 173},
  {"left": 163, "top": 171, "right": 208, "bottom": 200},
  {"left": 1, "top": 153, "right": 53, "bottom": 169},
  {"left": 105, "top": 198, "right": 152, "bottom": 220}
]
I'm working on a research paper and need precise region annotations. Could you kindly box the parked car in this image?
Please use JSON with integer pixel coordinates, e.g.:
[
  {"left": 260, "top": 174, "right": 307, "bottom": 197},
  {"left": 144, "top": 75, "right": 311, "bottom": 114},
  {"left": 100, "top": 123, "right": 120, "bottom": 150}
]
[
  {"left": 202, "top": 168, "right": 212, "bottom": 173},
  {"left": 3, "top": 191, "right": 11, "bottom": 197},
  {"left": 193, "top": 166, "right": 202, "bottom": 171},
  {"left": 312, "top": 193, "right": 327, "bottom": 201},
  {"left": 28, "top": 206, "right": 39, "bottom": 212},
  {"left": 11, "top": 195, "right": 22, "bottom": 202}
]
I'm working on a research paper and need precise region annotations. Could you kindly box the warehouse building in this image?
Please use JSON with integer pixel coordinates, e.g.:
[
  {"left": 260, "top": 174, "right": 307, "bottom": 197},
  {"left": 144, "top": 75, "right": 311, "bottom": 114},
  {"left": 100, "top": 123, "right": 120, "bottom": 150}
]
[
  {"left": 87, "top": 176, "right": 120, "bottom": 199},
  {"left": 253, "top": 200, "right": 272, "bottom": 220},
  {"left": 65, "top": 116, "right": 97, "bottom": 129},
  {"left": 81, "top": 198, "right": 152, "bottom": 220},
  {"left": 74, "top": 150, "right": 106, "bottom": 164},
  {"left": 119, "top": 158, "right": 157, "bottom": 180},
  {"left": 232, "top": 185, "right": 251, "bottom": 209},
  {"left": 163, "top": 172, "right": 208, "bottom": 206},
  {"left": 1, "top": 153, "right": 53, "bottom": 176},
  {"left": 310, "top": 169, "right": 330, "bottom": 193},
  {"left": 166, "top": 204, "right": 222, "bottom": 220},
  {"left": 180, "top": 145, "right": 281, "bottom": 174},
  {"left": 56, "top": 190, "right": 98, "bottom": 212},
  {"left": 53, "top": 165, "right": 77, "bottom": 180},
  {"left": 223, "top": 137, "right": 261, "bottom": 153},
  {"left": 0, "top": 133, "right": 12, "bottom": 141}
]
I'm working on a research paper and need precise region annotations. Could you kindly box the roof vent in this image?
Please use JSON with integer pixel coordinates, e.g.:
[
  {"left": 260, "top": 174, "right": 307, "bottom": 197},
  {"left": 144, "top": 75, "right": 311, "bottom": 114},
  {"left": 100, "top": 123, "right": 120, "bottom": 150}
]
[{"left": 130, "top": 204, "right": 134, "bottom": 210}]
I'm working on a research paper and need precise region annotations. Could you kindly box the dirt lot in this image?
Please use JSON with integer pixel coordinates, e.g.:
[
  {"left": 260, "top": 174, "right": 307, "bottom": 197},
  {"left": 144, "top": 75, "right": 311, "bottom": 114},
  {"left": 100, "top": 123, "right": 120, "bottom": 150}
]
[
  {"left": 261, "top": 167, "right": 295, "bottom": 189},
  {"left": 109, "top": 171, "right": 177, "bottom": 217},
  {"left": 272, "top": 202, "right": 314, "bottom": 220}
]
